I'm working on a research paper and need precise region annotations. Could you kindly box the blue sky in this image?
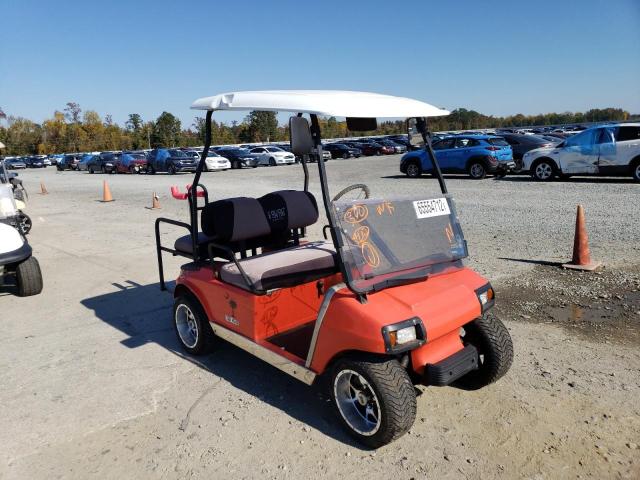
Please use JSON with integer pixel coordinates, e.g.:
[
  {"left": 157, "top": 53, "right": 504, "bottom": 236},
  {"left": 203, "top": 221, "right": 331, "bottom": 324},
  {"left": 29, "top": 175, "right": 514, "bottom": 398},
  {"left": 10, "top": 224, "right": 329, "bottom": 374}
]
[{"left": 1, "top": 0, "right": 639, "bottom": 128}]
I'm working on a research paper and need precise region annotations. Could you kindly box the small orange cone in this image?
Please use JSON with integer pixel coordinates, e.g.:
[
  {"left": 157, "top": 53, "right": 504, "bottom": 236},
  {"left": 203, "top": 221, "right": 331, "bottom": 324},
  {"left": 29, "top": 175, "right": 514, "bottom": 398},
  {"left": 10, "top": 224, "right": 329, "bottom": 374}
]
[
  {"left": 39, "top": 182, "right": 48, "bottom": 195},
  {"left": 151, "top": 192, "right": 161, "bottom": 209},
  {"left": 562, "top": 205, "right": 602, "bottom": 271},
  {"left": 101, "top": 180, "right": 114, "bottom": 202}
]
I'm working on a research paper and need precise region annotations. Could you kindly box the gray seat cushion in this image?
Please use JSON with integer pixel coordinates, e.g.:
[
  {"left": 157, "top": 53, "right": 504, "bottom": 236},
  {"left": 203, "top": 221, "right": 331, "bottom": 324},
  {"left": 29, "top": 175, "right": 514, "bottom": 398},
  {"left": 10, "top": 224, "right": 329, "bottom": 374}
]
[
  {"left": 219, "top": 241, "right": 337, "bottom": 291},
  {"left": 174, "top": 232, "right": 213, "bottom": 255}
]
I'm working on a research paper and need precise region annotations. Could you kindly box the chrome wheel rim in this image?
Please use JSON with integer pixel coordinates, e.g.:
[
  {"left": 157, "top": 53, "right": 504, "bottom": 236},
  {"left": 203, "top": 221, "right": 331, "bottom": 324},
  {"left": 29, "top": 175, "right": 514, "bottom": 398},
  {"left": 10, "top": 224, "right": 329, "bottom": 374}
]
[
  {"left": 535, "top": 162, "right": 552, "bottom": 180},
  {"left": 635, "top": 164, "right": 640, "bottom": 179},
  {"left": 470, "top": 163, "right": 484, "bottom": 178},
  {"left": 175, "top": 304, "right": 199, "bottom": 348},
  {"left": 407, "top": 164, "right": 419, "bottom": 177},
  {"left": 334, "top": 369, "right": 381, "bottom": 436}
]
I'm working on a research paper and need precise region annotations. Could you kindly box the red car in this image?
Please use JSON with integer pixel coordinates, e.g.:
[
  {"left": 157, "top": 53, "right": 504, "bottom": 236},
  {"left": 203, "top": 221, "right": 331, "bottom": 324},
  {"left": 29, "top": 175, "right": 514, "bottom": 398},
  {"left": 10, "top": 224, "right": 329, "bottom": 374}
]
[
  {"left": 345, "top": 141, "right": 394, "bottom": 156},
  {"left": 115, "top": 152, "right": 148, "bottom": 174}
]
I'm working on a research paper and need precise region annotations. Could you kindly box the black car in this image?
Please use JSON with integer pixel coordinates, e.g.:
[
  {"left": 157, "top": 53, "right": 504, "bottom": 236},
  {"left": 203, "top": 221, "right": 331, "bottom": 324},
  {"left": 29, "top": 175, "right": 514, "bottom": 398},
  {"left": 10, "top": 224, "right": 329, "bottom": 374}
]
[
  {"left": 25, "top": 156, "right": 46, "bottom": 168},
  {"left": 496, "top": 133, "right": 558, "bottom": 169},
  {"left": 57, "top": 154, "right": 82, "bottom": 171},
  {"left": 146, "top": 148, "right": 198, "bottom": 174},
  {"left": 323, "top": 143, "right": 362, "bottom": 159},
  {"left": 214, "top": 147, "right": 259, "bottom": 169},
  {"left": 86, "top": 152, "right": 120, "bottom": 174}
]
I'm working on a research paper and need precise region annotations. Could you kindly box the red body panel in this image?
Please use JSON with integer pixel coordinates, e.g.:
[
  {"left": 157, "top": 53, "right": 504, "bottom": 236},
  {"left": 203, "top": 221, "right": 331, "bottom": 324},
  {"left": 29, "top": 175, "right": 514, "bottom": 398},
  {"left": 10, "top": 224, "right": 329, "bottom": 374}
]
[{"left": 177, "top": 264, "right": 486, "bottom": 376}]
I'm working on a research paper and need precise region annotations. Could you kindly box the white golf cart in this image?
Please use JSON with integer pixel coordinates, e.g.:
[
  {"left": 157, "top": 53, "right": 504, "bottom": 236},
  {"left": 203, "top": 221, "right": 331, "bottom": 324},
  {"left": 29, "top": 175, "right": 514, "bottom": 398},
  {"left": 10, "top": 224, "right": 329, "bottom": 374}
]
[{"left": 0, "top": 142, "right": 43, "bottom": 296}]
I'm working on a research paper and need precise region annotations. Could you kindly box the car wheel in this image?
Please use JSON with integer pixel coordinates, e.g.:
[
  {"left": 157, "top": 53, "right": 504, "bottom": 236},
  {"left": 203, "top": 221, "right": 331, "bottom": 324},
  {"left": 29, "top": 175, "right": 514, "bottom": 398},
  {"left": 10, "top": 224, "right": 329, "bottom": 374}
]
[
  {"left": 89, "top": 167, "right": 94, "bottom": 174},
  {"left": 168, "top": 165, "right": 176, "bottom": 175},
  {"left": 342, "top": 153, "right": 349, "bottom": 159},
  {"left": 269, "top": 157, "right": 276, "bottom": 166},
  {"left": 173, "top": 294, "right": 215, "bottom": 355},
  {"left": 129, "top": 166, "right": 136, "bottom": 174},
  {"left": 455, "top": 313, "right": 513, "bottom": 390},
  {"left": 632, "top": 160, "right": 640, "bottom": 182},
  {"left": 330, "top": 355, "right": 416, "bottom": 448},
  {"left": 101, "top": 166, "right": 106, "bottom": 174},
  {"left": 531, "top": 159, "right": 556, "bottom": 181},
  {"left": 16, "top": 256, "right": 43, "bottom": 297},
  {"left": 148, "top": 165, "right": 155, "bottom": 175},
  {"left": 468, "top": 161, "right": 487, "bottom": 179},
  {"left": 405, "top": 162, "right": 422, "bottom": 178},
  {"left": 375, "top": 151, "right": 381, "bottom": 156}
]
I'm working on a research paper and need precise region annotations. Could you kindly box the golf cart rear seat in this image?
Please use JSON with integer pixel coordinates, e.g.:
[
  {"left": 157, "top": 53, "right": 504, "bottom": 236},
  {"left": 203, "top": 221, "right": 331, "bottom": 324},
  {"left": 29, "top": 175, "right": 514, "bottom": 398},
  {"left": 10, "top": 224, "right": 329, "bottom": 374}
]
[{"left": 174, "top": 190, "right": 337, "bottom": 292}]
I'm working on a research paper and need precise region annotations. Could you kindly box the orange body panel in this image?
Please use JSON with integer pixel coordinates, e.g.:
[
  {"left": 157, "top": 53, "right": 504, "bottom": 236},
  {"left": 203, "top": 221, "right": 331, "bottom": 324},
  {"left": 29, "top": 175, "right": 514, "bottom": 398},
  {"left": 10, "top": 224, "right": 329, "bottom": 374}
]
[
  {"left": 309, "top": 267, "right": 486, "bottom": 373},
  {"left": 177, "top": 265, "right": 341, "bottom": 341},
  {"left": 177, "top": 264, "right": 487, "bottom": 377}
]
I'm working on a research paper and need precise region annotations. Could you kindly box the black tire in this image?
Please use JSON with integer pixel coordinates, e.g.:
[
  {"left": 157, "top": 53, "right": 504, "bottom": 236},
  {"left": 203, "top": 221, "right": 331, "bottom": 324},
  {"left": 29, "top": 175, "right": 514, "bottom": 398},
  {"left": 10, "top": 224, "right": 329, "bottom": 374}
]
[
  {"left": 332, "top": 183, "right": 371, "bottom": 201},
  {"left": 375, "top": 150, "right": 381, "bottom": 156},
  {"left": 455, "top": 313, "right": 513, "bottom": 390},
  {"left": 405, "top": 161, "right": 422, "bottom": 178},
  {"left": 148, "top": 164, "right": 155, "bottom": 175},
  {"left": 173, "top": 294, "right": 215, "bottom": 355},
  {"left": 342, "top": 152, "right": 349, "bottom": 159},
  {"left": 531, "top": 159, "right": 556, "bottom": 181},
  {"left": 269, "top": 157, "right": 276, "bottom": 166},
  {"left": 232, "top": 160, "right": 240, "bottom": 169},
  {"left": 18, "top": 212, "right": 32, "bottom": 235},
  {"left": 89, "top": 167, "right": 94, "bottom": 174},
  {"left": 330, "top": 355, "right": 416, "bottom": 448},
  {"left": 631, "top": 159, "right": 640, "bottom": 182},
  {"left": 101, "top": 166, "right": 106, "bottom": 174},
  {"left": 129, "top": 166, "right": 136, "bottom": 174},
  {"left": 468, "top": 161, "right": 487, "bottom": 179},
  {"left": 168, "top": 164, "right": 176, "bottom": 175},
  {"left": 16, "top": 256, "right": 43, "bottom": 297}
]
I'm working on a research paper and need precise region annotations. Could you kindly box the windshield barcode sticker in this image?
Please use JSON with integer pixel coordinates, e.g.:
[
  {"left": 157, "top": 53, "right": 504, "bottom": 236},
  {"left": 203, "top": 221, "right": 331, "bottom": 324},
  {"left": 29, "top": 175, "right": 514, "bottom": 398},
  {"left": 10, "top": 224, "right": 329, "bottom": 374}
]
[{"left": 413, "top": 198, "right": 450, "bottom": 219}]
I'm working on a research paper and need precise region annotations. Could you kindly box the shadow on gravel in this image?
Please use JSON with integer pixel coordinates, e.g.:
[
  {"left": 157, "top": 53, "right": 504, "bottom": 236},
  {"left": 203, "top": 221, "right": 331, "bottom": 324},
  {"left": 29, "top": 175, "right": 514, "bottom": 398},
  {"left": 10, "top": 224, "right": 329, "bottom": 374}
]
[
  {"left": 499, "top": 257, "right": 563, "bottom": 267},
  {"left": 0, "top": 274, "right": 18, "bottom": 296},
  {"left": 496, "top": 176, "right": 636, "bottom": 184},
  {"left": 81, "top": 280, "right": 359, "bottom": 448}
]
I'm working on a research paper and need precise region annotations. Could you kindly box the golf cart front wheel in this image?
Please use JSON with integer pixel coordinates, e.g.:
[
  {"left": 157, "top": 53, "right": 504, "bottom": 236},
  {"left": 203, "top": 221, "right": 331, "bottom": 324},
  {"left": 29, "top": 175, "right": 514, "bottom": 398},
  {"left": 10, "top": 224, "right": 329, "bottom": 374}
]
[
  {"left": 16, "top": 256, "right": 43, "bottom": 297},
  {"left": 18, "top": 212, "right": 32, "bottom": 235},
  {"left": 173, "top": 294, "right": 215, "bottom": 355},
  {"left": 456, "top": 313, "right": 513, "bottom": 390},
  {"left": 330, "top": 355, "right": 416, "bottom": 448}
]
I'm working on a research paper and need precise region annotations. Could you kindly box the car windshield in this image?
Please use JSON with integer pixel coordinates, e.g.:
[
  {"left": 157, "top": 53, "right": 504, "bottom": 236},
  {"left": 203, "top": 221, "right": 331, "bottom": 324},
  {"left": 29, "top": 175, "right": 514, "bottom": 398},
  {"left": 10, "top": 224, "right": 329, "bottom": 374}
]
[
  {"left": 206, "top": 151, "right": 221, "bottom": 157},
  {"left": 171, "top": 150, "right": 188, "bottom": 158},
  {"left": 332, "top": 194, "right": 467, "bottom": 294},
  {"left": 266, "top": 147, "right": 283, "bottom": 152}
]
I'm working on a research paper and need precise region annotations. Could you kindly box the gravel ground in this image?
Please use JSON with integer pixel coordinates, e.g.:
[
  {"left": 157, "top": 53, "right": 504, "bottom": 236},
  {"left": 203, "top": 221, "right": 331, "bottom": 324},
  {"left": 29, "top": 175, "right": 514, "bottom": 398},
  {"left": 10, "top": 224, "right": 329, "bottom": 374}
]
[{"left": 1, "top": 158, "right": 639, "bottom": 479}]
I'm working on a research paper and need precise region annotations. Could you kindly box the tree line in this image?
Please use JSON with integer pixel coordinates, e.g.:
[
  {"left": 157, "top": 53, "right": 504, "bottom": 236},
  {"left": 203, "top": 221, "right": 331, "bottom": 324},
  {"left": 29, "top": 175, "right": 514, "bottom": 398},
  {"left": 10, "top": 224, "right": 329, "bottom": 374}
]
[{"left": 0, "top": 102, "right": 633, "bottom": 156}]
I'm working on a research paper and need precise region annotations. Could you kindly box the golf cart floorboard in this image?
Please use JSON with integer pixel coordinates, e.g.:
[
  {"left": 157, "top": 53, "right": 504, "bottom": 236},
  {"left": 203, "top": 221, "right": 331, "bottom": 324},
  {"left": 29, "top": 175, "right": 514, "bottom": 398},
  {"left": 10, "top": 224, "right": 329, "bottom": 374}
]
[{"left": 266, "top": 321, "right": 315, "bottom": 360}]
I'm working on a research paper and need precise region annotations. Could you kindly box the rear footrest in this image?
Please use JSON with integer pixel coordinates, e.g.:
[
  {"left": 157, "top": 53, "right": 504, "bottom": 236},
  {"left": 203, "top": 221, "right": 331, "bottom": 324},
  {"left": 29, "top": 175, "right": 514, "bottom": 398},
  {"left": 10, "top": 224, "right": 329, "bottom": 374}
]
[{"left": 424, "top": 344, "right": 478, "bottom": 386}]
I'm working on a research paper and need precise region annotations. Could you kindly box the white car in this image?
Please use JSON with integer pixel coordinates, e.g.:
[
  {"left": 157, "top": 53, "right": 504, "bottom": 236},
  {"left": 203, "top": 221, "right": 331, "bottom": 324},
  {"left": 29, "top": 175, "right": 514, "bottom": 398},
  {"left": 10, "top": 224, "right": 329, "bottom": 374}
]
[
  {"left": 522, "top": 123, "right": 640, "bottom": 182},
  {"left": 204, "top": 151, "right": 231, "bottom": 171},
  {"left": 249, "top": 146, "right": 296, "bottom": 166}
]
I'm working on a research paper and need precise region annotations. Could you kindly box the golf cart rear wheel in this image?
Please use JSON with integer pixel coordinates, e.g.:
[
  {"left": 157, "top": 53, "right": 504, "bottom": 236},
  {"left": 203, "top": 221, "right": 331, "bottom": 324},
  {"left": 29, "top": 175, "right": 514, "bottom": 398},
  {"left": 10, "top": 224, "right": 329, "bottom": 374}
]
[
  {"left": 330, "top": 356, "right": 416, "bottom": 448},
  {"left": 16, "top": 256, "right": 43, "bottom": 297},
  {"left": 456, "top": 313, "right": 513, "bottom": 390},
  {"left": 173, "top": 294, "right": 215, "bottom": 355}
]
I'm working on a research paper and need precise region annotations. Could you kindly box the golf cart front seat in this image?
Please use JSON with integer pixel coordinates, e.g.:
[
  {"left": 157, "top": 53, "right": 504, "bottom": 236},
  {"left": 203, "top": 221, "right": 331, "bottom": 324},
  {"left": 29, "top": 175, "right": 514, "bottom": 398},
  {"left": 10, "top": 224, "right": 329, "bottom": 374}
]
[{"left": 175, "top": 191, "right": 338, "bottom": 292}]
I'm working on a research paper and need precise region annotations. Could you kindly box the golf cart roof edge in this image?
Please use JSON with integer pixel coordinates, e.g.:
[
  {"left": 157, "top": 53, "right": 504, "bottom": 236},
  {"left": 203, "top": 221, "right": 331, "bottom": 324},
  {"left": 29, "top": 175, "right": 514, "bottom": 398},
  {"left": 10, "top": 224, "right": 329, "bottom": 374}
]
[{"left": 190, "top": 90, "right": 450, "bottom": 118}]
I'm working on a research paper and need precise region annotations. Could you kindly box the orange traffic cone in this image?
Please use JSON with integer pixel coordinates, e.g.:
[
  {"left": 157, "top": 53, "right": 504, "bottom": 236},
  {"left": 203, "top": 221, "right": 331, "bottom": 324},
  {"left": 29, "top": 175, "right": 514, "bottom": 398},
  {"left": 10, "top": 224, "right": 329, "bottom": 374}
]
[
  {"left": 151, "top": 192, "right": 160, "bottom": 209},
  {"left": 39, "top": 182, "right": 48, "bottom": 195},
  {"left": 562, "top": 205, "right": 602, "bottom": 271},
  {"left": 101, "top": 180, "right": 114, "bottom": 202}
]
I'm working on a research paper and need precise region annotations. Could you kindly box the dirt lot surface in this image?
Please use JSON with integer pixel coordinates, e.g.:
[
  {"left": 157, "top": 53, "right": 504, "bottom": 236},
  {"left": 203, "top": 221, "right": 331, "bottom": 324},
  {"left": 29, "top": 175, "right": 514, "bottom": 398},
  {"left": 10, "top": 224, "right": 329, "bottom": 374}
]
[{"left": 1, "top": 158, "right": 639, "bottom": 479}]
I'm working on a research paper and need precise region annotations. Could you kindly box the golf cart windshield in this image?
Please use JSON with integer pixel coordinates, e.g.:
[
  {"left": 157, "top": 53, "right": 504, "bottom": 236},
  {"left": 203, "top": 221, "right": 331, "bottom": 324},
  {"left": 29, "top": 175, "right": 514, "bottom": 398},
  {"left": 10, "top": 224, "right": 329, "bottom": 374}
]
[{"left": 333, "top": 194, "right": 467, "bottom": 293}]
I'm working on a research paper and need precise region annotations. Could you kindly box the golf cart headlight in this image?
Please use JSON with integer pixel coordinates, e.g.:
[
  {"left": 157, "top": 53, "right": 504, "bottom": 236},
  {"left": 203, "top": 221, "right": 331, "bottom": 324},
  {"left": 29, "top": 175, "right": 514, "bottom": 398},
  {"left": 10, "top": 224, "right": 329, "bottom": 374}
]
[
  {"left": 382, "top": 317, "right": 426, "bottom": 353},
  {"left": 476, "top": 283, "right": 495, "bottom": 313}
]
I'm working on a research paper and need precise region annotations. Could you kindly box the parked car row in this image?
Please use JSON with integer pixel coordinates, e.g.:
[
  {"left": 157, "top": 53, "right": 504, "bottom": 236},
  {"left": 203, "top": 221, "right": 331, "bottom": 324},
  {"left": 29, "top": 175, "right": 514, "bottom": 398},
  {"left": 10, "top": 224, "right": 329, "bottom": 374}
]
[{"left": 400, "top": 123, "right": 640, "bottom": 181}]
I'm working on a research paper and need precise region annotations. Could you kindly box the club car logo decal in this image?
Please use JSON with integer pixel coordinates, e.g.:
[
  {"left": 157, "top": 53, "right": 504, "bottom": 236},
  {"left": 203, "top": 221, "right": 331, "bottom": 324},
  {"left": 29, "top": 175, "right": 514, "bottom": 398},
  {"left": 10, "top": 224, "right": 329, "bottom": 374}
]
[{"left": 413, "top": 198, "right": 450, "bottom": 219}]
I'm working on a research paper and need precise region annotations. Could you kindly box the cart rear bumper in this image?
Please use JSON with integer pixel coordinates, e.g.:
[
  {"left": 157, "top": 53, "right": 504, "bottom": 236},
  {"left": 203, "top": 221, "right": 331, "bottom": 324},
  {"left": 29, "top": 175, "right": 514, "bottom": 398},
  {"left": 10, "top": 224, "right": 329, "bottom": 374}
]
[{"left": 423, "top": 344, "right": 478, "bottom": 386}]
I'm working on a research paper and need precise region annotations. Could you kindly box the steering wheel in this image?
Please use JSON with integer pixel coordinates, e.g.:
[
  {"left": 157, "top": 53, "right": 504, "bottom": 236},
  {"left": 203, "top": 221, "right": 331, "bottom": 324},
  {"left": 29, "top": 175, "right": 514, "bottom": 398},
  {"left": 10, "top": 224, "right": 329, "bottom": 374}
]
[{"left": 332, "top": 183, "right": 371, "bottom": 202}]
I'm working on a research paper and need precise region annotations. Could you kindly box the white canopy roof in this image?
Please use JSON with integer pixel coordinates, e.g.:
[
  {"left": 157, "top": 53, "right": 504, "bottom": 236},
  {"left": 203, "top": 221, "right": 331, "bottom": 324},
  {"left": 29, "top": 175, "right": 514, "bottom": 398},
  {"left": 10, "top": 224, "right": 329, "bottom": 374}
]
[{"left": 191, "top": 90, "right": 449, "bottom": 118}]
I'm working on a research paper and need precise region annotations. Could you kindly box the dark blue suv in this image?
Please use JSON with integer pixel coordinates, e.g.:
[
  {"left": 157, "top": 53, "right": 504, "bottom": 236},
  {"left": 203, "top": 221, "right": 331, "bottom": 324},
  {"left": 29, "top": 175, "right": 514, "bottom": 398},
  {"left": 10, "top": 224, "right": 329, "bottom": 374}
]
[
  {"left": 147, "top": 148, "right": 198, "bottom": 174},
  {"left": 400, "top": 135, "right": 515, "bottom": 179}
]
